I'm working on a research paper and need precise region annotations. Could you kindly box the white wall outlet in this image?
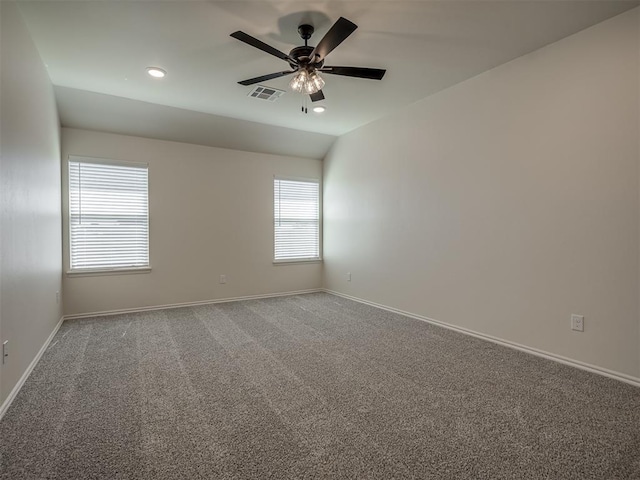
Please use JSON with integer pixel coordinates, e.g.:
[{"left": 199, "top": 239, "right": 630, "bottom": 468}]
[
  {"left": 219, "top": 274, "right": 227, "bottom": 284},
  {"left": 2, "top": 340, "right": 8, "bottom": 364},
  {"left": 56, "top": 291, "right": 60, "bottom": 304},
  {"left": 571, "top": 314, "right": 584, "bottom": 332},
  {"left": 347, "top": 272, "right": 351, "bottom": 282}
]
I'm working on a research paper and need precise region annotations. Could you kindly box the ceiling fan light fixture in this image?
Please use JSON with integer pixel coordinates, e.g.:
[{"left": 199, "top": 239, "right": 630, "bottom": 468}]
[
  {"left": 146, "top": 67, "right": 166, "bottom": 78},
  {"left": 289, "top": 70, "right": 308, "bottom": 93},
  {"left": 304, "top": 71, "right": 325, "bottom": 95},
  {"left": 312, "top": 105, "right": 326, "bottom": 113},
  {"left": 289, "top": 69, "right": 324, "bottom": 95}
]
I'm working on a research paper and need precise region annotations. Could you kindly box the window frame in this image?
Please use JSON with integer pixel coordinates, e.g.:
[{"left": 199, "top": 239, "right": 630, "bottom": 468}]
[
  {"left": 273, "top": 175, "right": 322, "bottom": 264},
  {"left": 66, "top": 155, "right": 151, "bottom": 276}
]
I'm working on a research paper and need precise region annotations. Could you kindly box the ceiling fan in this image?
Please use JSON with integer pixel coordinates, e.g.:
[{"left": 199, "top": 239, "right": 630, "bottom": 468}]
[{"left": 231, "top": 17, "right": 386, "bottom": 103}]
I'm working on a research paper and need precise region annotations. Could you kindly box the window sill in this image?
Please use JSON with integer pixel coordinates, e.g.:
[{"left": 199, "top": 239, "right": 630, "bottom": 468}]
[
  {"left": 66, "top": 267, "right": 152, "bottom": 277},
  {"left": 273, "top": 258, "right": 323, "bottom": 265}
]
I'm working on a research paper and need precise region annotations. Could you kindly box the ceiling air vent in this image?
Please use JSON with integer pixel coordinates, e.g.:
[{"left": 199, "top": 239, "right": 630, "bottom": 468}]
[{"left": 248, "top": 85, "right": 285, "bottom": 102}]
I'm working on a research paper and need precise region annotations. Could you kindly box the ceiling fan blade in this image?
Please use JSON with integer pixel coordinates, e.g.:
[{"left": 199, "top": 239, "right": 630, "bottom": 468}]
[
  {"left": 309, "top": 17, "right": 357, "bottom": 64},
  {"left": 231, "top": 31, "right": 295, "bottom": 63},
  {"left": 309, "top": 90, "right": 325, "bottom": 102},
  {"left": 238, "top": 71, "right": 295, "bottom": 86},
  {"left": 320, "top": 66, "right": 386, "bottom": 80}
]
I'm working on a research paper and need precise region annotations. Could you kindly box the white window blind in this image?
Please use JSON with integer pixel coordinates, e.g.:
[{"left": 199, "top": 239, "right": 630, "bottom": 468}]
[
  {"left": 69, "top": 158, "right": 149, "bottom": 271},
  {"left": 274, "top": 178, "right": 320, "bottom": 261}
]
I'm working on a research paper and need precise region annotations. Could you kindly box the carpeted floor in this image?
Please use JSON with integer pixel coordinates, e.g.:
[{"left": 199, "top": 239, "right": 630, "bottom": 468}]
[{"left": 1, "top": 292, "right": 639, "bottom": 479}]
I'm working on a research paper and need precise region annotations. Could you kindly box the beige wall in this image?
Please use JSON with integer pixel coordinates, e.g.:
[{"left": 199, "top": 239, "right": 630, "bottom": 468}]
[
  {"left": 323, "top": 9, "right": 640, "bottom": 378},
  {"left": 61, "top": 128, "right": 322, "bottom": 315},
  {"left": 0, "top": 2, "right": 63, "bottom": 403}
]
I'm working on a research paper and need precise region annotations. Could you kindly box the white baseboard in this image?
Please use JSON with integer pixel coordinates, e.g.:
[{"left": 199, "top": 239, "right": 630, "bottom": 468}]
[
  {"left": 0, "top": 316, "right": 65, "bottom": 421},
  {"left": 63, "top": 288, "right": 324, "bottom": 320},
  {"left": 324, "top": 289, "right": 640, "bottom": 389}
]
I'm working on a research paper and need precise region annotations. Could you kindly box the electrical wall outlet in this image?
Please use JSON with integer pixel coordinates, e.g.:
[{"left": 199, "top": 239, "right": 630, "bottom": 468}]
[
  {"left": 347, "top": 272, "right": 351, "bottom": 282},
  {"left": 571, "top": 314, "right": 584, "bottom": 332},
  {"left": 2, "top": 341, "right": 8, "bottom": 364},
  {"left": 219, "top": 274, "right": 227, "bottom": 284}
]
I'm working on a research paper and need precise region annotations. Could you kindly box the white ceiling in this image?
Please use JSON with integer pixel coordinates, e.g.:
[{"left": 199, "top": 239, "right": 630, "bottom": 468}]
[
  {"left": 17, "top": 1, "right": 638, "bottom": 157},
  {"left": 54, "top": 86, "right": 336, "bottom": 159}
]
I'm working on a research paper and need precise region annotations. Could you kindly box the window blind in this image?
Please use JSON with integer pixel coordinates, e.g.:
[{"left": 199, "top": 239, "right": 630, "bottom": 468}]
[
  {"left": 274, "top": 178, "right": 320, "bottom": 261},
  {"left": 69, "top": 159, "right": 149, "bottom": 270}
]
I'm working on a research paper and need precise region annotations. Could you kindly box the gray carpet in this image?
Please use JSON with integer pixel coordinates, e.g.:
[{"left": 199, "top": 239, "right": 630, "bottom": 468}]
[{"left": 1, "top": 293, "right": 639, "bottom": 479}]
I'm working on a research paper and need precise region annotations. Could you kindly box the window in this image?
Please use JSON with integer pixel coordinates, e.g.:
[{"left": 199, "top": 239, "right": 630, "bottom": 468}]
[
  {"left": 69, "top": 157, "right": 149, "bottom": 271},
  {"left": 274, "top": 177, "right": 320, "bottom": 262}
]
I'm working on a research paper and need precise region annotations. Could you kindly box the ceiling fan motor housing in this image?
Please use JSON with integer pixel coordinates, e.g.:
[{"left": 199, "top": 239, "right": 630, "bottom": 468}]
[
  {"left": 288, "top": 45, "right": 323, "bottom": 70},
  {"left": 288, "top": 24, "right": 325, "bottom": 70}
]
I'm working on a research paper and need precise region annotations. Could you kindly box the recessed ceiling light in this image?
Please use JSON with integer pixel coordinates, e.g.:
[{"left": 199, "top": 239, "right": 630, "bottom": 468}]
[
  {"left": 313, "top": 106, "right": 326, "bottom": 113},
  {"left": 146, "top": 67, "right": 166, "bottom": 78}
]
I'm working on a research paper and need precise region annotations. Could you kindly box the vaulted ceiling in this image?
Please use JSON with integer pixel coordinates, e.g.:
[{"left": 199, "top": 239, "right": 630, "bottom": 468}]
[{"left": 17, "top": 1, "right": 638, "bottom": 158}]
